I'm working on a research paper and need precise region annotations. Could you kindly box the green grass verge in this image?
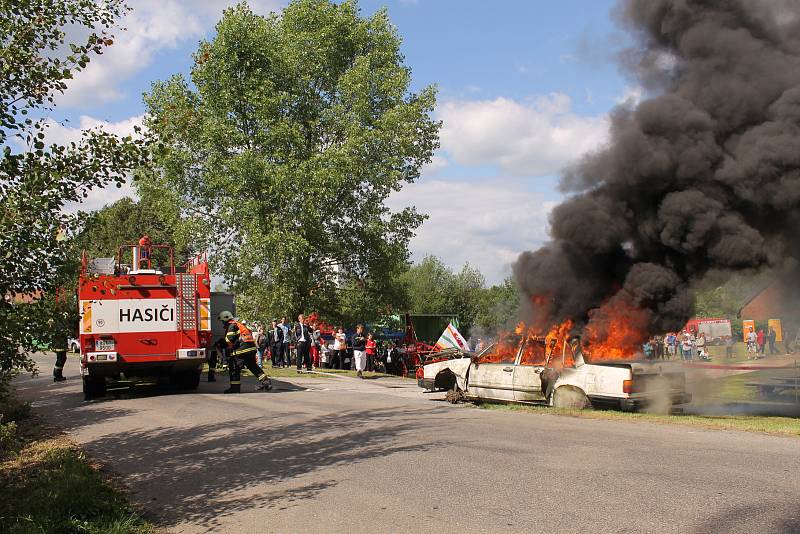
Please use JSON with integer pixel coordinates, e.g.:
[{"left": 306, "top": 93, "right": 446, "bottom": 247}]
[
  {"left": 704, "top": 341, "right": 797, "bottom": 362},
  {"left": 0, "top": 400, "right": 153, "bottom": 533},
  {"left": 704, "top": 371, "right": 760, "bottom": 402},
  {"left": 691, "top": 368, "right": 800, "bottom": 404},
  {"left": 477, "top": 402, "right": 800, "bottom": 437}
]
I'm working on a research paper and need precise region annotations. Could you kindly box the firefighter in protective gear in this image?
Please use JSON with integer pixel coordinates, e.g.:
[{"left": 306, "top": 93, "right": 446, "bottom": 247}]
[
  {"left": 207, "top": 340, "right": 220, "bottom": 382},
  {"left": 52, "top": 335, "right": 68, "bottom": 382},
  {"left": 48, "top": 297, "right": 72, "bottom": 382},
  {"left": 219, "top": 311, "right": 272, "bottom": 393}
]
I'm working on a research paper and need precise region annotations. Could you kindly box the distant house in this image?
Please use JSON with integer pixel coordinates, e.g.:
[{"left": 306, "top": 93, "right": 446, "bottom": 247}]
[
  {"left": 738, "top": 275, "right": 800, "bottom": 328},
  {"left": 7, "top": 290, "right": 44, "bottom": 304}
]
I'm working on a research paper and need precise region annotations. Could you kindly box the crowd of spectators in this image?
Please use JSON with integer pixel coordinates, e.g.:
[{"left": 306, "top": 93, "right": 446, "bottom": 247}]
[
  {"left": 642, "top": 325, "right": 795, "bottom": 361},
  {"left": 642, "top": 331, "right": 728, "bottom": 361},
  {"left": 243, "top": 314, "right": 408, "bottom": 377}
]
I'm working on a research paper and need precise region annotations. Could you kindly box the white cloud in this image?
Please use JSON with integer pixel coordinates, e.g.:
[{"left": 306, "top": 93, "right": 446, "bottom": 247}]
[
  {"left": 33, "top": 115, "right": 144, "bottom": 212},
  {"left": 615, "top": 85, "right": 644, "bottom": 107},
  {"left": 67, "top": 179, "right": 136, "bottom": 214},
  {"left": 59, "top": 0, "right": 283, "bottom": 107},
  {"left": 437, "top": 94, "right": 609, "bottom": 177},
  {"left": 421, "top": 155, "right": 448, "bottom": 175},
  {"left": 390, "top": 178, "right": 556, "bottom": 284},
  {"left": 42, "top": 114, "right": 143, "bottom": 147}
]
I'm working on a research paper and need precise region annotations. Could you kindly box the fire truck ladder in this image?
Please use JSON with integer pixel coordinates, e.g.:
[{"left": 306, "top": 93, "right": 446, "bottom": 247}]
[{"left": 176, "top": 274, "right": 197, "bottom": 339}]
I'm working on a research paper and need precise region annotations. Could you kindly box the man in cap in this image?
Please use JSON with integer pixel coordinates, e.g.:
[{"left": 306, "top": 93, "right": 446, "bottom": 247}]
[{"left": 218, "top": 310, "right": 272, "bottom": 393}]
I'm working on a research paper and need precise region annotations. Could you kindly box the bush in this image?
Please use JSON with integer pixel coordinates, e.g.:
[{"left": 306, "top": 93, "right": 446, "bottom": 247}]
[
  {"left": 0, "top": 374, "right": 30, "bottom": 459},
  {"left": 0, "top": 420, "right": 18, "bottom": 458},
  {"left": 0, "top": 372, "right": 30, "bottom": 424}
]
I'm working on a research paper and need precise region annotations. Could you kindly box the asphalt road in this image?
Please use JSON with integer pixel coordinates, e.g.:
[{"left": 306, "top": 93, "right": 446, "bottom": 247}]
[{"left": 15, "top": 354, "right": 800, "bottom": 534}]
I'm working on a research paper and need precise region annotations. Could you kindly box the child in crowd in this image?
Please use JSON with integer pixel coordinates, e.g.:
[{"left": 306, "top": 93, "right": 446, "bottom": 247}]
[
  {"left": 319, "top": 341, "right": 330, "bottom": 369},
  {"left": 365, "top": 333, "right": 377, "bottom": 371}
]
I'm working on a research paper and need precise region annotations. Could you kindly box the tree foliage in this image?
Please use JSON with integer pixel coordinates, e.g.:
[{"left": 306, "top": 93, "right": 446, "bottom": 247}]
[
  {"left": 0, "top": 0, "right": 145, "bottom": 376},
  {"left": 138, "top": 0, "right": 439, "bottom": 322},
  {"left": 73, "top": 197, "right": 190, "bottom": 264},
  {"left": 398, "top": 256, "right": 487, "bottom": 337},
  {"left": 474, "top": 277, "right": 519, "bottom": 335}
]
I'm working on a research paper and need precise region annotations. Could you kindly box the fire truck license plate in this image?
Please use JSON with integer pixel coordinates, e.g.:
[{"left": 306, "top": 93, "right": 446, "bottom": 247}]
[{"left": 95, "top": 339, "right": 115, "bottom": 352}]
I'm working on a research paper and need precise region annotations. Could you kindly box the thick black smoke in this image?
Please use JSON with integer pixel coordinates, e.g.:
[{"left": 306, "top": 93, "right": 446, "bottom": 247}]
[{"left": 514, "top": 0, "right": 800, "bottom": 336}]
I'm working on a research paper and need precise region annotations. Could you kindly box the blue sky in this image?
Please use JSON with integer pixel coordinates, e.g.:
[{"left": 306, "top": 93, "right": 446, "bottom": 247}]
[{"left": 51, "top": 0, "right": 639, "bottom": 284}]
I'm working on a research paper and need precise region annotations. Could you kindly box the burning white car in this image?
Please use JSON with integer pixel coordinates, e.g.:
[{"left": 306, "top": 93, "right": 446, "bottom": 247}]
[{"left": 418, "top": 336, "right": 691, "bottom": 411}]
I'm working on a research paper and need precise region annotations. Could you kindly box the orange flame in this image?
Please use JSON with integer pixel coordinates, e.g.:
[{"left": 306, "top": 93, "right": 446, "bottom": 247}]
[
  {"left": 582, "top": 295, "right": 650, "bottom": 360},
  {"left": 495, "top": 293, "right": 652, "bottom": 364},
  {"left": 492, "top": 317, "right": 576, "bottom": 367}
]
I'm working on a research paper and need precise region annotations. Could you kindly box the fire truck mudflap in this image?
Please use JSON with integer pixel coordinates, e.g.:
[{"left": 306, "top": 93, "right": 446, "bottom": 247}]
[{"left": 78, "top": 239, "right": 212, "bottom": 400}]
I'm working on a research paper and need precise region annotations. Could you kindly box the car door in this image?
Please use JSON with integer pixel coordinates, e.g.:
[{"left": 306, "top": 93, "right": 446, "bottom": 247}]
[
  {"left": 513, "top": 338, "right": 546, "bottom": 402},
  {"left": 467, "top": 342, "right": 518, "bottom": 401}
]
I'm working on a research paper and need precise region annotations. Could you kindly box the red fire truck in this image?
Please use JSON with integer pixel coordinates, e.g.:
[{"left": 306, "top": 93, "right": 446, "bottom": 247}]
[{"left": 78, "top": 238, "right": 212, "bottom": 399}]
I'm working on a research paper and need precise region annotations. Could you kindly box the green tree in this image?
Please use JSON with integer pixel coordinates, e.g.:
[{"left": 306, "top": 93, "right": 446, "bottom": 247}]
[
  {"left": 399, "top": 256, "right": 485, "bottom": 337},
  {"left": 138, "top": 0, "right": 439, "bottom": 322},
  {"left": 74, "top": 197, "right": 190, "bottom": 265},
  {"left": 399, "top": 256, "right": 453, "bottom": 315},
  {"left": 0, "top": 0, "right": 145, "bottom": 377},
  {"left": 474, "top": 277, "right": 519, "bottom": 334}
]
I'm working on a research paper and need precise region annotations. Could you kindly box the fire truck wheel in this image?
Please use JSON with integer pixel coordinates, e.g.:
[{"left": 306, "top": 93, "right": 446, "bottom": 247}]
[
  {"left": 185, "top": 369, "right": 201, "bottom": 390},
  {"left": 82, "top": 375, "right": 107, "bottom": 400},
  {"left": 171, "top": 370, "right": 201, "bottom": 390}
]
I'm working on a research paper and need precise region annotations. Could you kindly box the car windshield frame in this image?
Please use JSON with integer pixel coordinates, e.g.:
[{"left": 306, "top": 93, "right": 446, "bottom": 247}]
[{"left": 473, "top": 339, "right": 520, "bottom": 365}]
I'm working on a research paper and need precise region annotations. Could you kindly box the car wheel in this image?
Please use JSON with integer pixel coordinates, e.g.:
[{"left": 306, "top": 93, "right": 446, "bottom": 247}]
[
  {"left": 445, "top": 387, "right": 464, "bottom": 404},
  {"left": 552, "top": 386, "right": 589, "bottom": 409}
]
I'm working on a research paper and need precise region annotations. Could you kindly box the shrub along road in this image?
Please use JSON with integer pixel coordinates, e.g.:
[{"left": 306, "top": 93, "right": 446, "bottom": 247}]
[{"left": 15, "top": 353, "right": 800, "bottom": 534}]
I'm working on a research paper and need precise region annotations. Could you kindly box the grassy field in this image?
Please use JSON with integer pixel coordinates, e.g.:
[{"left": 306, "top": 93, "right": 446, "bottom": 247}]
[
  {"left": 478, "top": 402, "right": 800, "bottom": 437},
  {"left": 697, "top": 370, "right": 799, "bottom": 402},
  {"left": 0, "top": 395, "right": 153, "bottom": 534},
  {"left": 704, "top": 341, "right": 797, "bottom": 362},
  {"left": 699, "top": 371, "right": 760, "bottom": 402}
]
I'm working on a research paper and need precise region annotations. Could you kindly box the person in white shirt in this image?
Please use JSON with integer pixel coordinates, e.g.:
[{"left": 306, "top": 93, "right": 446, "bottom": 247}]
[
  {"left": 333, "top": 327, "right": 347, "bottom": 369},
  {"left": 681, "top": 334, "right": 693, "bottom": 361},
  {"left": 746, "top": 328, "right": 758, "bottom": 358},
  {"left": 696, "top": 333, "right": 708, "bottom": 360}
]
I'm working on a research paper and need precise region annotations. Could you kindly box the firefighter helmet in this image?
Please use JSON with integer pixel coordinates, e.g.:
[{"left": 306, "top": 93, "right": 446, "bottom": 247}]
[{"left": 218, "top": 310, "right": 234, "bottom": 322}]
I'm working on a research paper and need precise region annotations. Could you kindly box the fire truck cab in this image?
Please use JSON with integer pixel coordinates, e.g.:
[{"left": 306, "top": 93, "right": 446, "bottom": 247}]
[{"left": 78, "top": 238, "right": 212, "bottom": 400}]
